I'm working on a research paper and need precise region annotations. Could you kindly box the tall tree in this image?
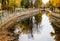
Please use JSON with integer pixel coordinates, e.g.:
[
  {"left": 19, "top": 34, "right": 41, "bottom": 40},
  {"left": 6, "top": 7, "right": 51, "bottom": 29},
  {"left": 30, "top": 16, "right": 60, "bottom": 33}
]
[
  {"left": 21, "top": 0, "right": 26, "bottom": 8},
  {"left": 0, "top": 0, "right": 1, "bottom": 2},
  {"left": 2, "top": 0, "right": 7, "bottom": 10},
  {"left": 46, "top": 1, "right": 52, "bottom": 7},
  {"left": 34, "top": 0, "right": 42, "bottom": 8},
  {"left": 21, "top": 0, "right": 33, "bottom": 8}
]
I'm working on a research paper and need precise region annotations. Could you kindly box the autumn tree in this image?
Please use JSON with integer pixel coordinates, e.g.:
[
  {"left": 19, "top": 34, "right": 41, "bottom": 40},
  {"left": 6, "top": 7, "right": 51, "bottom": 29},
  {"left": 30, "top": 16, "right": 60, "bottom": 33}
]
[
  {"left": 21, "top": 0, "right": 33, "bottom": 8},
  {"left": 46, "top": 1, "right": 52, "bottom": 7},
  {"left": 34, "top": 0, "right": 42, "bottom": 8},
  {"left": 2, "top": 0, "right": 21, "bottom": 10},
  {"left": 0, "top": 0, "right": 1, "bottom": 2},
  {"left": 50, "top": 0, "right": 60, "bottom": 7}
]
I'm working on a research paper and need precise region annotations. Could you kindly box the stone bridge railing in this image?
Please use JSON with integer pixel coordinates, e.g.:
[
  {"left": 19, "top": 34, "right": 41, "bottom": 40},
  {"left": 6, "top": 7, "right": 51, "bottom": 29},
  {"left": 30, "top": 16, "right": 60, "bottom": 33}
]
[
  {"left": 0, "top": 8, "right": 40, "bottom": 28},
  {"left": 0, "top": 8, "right": 51, "bottom": 28}
]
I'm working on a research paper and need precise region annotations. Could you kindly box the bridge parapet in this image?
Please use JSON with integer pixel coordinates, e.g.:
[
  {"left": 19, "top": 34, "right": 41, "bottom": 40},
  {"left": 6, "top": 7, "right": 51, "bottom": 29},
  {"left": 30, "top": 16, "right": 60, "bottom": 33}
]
[
  {"left": 0, "top": 10, "right": 16, "bottom": 28},
  {"left": 0, "top": 8, "right": 40, "bottom": 28},
  {"left": 0, "top": 8, "right": 51, "bottom": 28}
]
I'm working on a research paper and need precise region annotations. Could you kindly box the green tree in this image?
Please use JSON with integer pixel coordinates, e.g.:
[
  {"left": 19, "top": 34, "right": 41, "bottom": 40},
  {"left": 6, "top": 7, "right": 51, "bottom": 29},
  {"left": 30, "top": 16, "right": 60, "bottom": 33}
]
[
  {"left": 19, "top": 18, "right": 33, "bottom": 38},
  {"left": 21, "top": 0, "right": 33, "bottom": 8}
]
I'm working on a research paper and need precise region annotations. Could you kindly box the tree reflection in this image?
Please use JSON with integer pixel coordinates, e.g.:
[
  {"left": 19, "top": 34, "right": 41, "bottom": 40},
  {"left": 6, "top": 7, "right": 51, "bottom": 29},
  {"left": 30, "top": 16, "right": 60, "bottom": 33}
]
[
  {"left": 9, "top": 12, "right": 42, "bottom": 39},
  {"left": 34, "top": 12, "right": 42, "bottom": 32},
  {"left": 51, "top": 23, "right": 60, "bottom": 41},
  {"left": 19, "top": 18, "right": 33, "bottom": 38}
]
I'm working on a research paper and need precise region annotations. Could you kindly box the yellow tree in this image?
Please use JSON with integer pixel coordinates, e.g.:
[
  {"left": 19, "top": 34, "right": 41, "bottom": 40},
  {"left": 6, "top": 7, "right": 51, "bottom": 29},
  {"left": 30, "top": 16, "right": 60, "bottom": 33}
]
[
  {"left": 2, "top": 0, "right": 21, "bottom": 10},
  {"left": 15, "top": 0, "right": 21, "bottom": 7},
  {"left": 50, "top": 0, "right": 60, "bottom": 7},
  {"left": 0, "top": 0, "right": 2, "bottom": 3},
  {"left": 46, "top": 1, "right": 52, "bottom": 7},
  {"left": 38, "top": 0, "right": 43, "bottom": 7},
  {"left": 9, "top": 0, "right": 21, "bottom": 9}
]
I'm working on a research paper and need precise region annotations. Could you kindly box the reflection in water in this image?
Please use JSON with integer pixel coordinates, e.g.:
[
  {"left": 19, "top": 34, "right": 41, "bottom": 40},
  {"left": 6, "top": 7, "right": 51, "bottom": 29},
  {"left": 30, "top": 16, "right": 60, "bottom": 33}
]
[
  {"left": 20, "top": 14, "right": 55, "bottom": 41},
  {"left": 50, "top": 20, "right": 60, "bottom": 41},
  {"left": 18, "top": 12, "right": 42, "bottom": 38},
  {"left": 9, "top": 13, "right": 60, "bottom": 41}
]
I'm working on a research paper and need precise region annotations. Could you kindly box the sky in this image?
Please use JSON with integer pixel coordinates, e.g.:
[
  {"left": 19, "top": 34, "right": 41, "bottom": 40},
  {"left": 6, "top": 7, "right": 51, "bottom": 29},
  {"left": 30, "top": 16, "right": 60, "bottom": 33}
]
[{"left": 42, "top": 0, "right": 49, "bottom": 4}]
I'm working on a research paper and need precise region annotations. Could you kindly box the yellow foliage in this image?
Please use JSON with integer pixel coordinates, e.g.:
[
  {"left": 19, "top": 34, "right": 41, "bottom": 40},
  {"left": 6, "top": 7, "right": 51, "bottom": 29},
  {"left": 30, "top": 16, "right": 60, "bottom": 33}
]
[
  {"left": 0, "top": 0, "right": 2, "bottom": 3},
  {"left": 46, "top": 1, "right": 52, "bottom": 7},
  {"left": 15, "top": 0, "right": 21, "bottom": 7},
  {"left": 38, "top": 0, "right": 42, "bottom": 7},
  {"left": 9, "top": 0, "right": 21, "bottom": 7},
  {"left": 34, "top": 0, "right": 42, "bottom": 8},
  {"left": 2, "top": 0, "right": 22, "bottom": 10},
  {"left": 50, "top": 0, "right": 60, "bottom": 7}
]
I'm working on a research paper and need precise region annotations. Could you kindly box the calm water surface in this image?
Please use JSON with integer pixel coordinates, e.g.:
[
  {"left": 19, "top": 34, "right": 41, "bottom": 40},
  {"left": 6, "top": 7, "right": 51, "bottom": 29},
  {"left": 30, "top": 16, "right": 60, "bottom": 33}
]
[{"left": 19, "top": 14, "right": 55, "bottom": 41}]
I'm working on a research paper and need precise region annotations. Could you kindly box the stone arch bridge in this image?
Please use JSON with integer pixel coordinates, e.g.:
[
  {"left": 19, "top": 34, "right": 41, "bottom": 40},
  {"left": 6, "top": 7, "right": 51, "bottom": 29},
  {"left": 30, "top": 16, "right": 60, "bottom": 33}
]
[
  {"left": 0, "top": 8, "right": 52, "bottom": 41},
  {"left": 0, "top": 8, "right": 50, "bottom": 28}
]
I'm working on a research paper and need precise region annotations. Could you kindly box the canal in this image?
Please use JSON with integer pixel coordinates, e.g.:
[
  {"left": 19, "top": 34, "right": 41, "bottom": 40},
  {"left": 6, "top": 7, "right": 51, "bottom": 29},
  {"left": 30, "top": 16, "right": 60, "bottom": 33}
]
[{"left": 19, "top": 14, "right": 55, "bottom": 41}]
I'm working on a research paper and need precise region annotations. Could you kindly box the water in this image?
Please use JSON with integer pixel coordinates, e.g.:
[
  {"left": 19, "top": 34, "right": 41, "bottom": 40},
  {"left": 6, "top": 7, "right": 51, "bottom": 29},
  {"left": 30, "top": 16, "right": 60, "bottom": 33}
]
[{"left": 19, "top": 14, "right": 55, "bottom": 41}]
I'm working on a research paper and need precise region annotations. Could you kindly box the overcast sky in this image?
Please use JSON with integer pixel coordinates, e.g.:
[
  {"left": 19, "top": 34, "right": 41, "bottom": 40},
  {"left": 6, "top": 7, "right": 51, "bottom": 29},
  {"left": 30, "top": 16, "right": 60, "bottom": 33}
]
[{"left": 42, "top": 0, "right": 49, "bottom": 4}]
